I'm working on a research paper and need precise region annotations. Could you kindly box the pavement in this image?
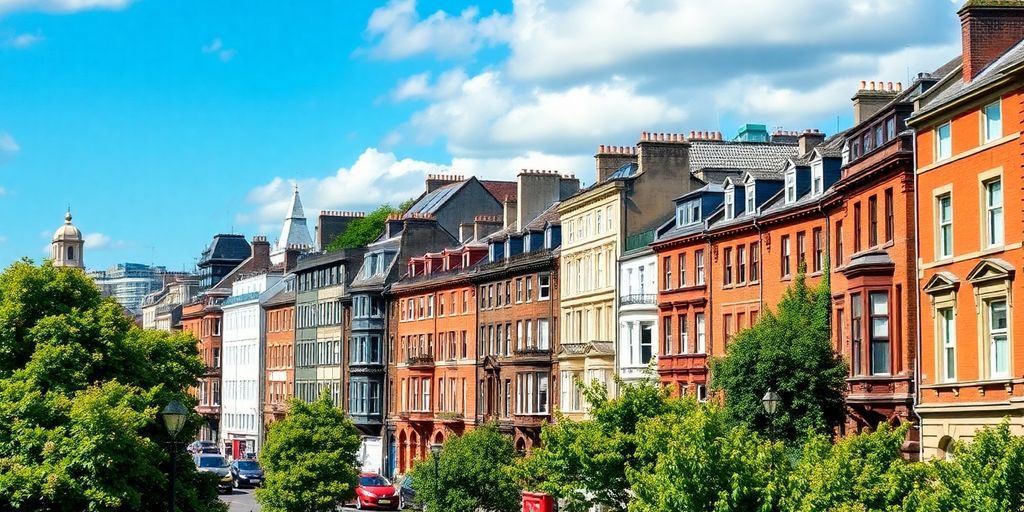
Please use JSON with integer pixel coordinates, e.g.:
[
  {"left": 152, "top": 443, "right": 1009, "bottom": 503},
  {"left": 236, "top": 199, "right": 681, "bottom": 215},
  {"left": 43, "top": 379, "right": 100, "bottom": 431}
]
[{"left": 218, "top": 488, "right": 367, "bottom": 512}]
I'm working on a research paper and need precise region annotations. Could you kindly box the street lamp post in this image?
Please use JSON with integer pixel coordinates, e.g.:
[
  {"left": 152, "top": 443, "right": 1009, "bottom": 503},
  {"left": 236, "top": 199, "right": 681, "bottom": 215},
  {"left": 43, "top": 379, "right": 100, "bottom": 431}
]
[
  {"left": 162, "top": 400, "right": 189, "bottom": 512},
  {"left": 430, "top": 442, "right": 443, "bottom": 511},
  {"left": 761, "top": 389, "right": 782, "bottom": 440}
]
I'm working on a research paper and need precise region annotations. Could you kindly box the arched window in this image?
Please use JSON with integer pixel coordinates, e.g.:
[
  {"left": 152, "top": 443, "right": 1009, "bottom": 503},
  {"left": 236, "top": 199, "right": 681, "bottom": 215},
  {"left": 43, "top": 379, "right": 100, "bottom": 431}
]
[{"left": 67, "top": 246, "right": 75, "bottom": 261}]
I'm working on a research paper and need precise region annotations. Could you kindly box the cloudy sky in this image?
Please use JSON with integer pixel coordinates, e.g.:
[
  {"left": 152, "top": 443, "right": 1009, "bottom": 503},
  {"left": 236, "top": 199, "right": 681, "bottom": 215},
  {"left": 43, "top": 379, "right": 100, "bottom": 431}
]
[{"left": 0, "top": 0, "right": 962, "bottom": 270}]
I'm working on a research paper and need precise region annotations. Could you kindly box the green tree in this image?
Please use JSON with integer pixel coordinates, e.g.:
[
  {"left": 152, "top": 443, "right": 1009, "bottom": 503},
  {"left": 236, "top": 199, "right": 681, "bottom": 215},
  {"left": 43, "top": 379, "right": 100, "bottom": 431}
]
[
  {"left": 928, "top": 420, "right": 1024, "bottom": 511},
  {"left": 409, "top": 423, "right": 520, "bottom": 512},
  {"left": 517, "top": 378, "right": 690, "bottom": 512},
  {"left": 710, "top": 270, "right": 847, "bottom": 442},
  {"left": 781, "top": 424, "right": 937, "bottom": 512},
  {"left": 0, "top": 260, "right": 223, "bottom": 511},
  {"left": 256, "top": 392, "right": 362, "bottom": 512},
  {"left": 627, "top": 403, "right": 787, "bottom": 512},
  {"left": 325, "top": 198, "right": 415, "bottom": 251}
]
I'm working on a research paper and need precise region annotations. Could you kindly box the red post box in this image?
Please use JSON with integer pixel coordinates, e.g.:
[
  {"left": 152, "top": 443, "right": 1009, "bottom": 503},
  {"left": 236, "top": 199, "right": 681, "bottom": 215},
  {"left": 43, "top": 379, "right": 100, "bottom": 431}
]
[{"left": 522, "top": 490, "right": 555, "bottom": 512}]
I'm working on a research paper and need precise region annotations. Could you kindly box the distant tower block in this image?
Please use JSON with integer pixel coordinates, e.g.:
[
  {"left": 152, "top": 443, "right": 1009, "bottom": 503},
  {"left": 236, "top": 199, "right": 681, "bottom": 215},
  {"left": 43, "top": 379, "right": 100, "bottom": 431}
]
[{"left": 52, "top": 208, "right": 85, "bottom": 268}]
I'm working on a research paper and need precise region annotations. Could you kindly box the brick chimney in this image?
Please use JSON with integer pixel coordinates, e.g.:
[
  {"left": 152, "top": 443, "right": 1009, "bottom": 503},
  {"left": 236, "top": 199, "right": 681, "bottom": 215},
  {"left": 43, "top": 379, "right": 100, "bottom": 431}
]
[
  {"left": 251, "top": 236, "right": 272, "bottom": 268},
  {"left": 503, "top": 195, "right": 518, "bottom": 229},
  {"left": 594, "top": 145, "right": 638, "bottom": 182},
  {"left": 473, "top": 215, "right": 503, "bottom": 241},
  {"left": 385, "top": 213, "right": 405, "bottom": 238},
  {"left": 960, "top": 1, "right": 1024, "bottom": 82},
  {"left": 425, "top": 173, "right": 464, "bottom": 193},
  {"left": 283, "top": 245, "right": 303, "bottom": 272},
  {"left": 637, "top": 131, "right": 691, "bottom": 177},
  {"left": 852, "top": 80, "right": 901, "bottom": 124},
  {"left": 798, "top": 129, "right": 826, "bottom": 156},
  {"left": 516, "top": 170, "right": 579, "bottom": 228}
]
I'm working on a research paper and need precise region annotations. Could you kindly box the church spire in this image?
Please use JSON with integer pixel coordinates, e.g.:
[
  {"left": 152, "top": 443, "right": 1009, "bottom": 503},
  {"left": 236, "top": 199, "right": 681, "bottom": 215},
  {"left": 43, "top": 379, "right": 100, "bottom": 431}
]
[{"left": 271, "top": 184, "right": 313, "bottom": 264}]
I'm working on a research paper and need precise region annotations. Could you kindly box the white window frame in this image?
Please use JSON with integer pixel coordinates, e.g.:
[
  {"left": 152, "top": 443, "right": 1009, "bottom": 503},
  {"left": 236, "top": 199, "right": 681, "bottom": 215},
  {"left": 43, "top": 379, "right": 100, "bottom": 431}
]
[
  {"left": 983, "top": 101, "right": 1002, "bottom": 143},
  {"left": 935, "top": 122, "right": 952, "bottom": 161},
  {"left": 695, "top": 250, "right": 705, "bottom": 285},
  {"left": 695, "top": 314, "right": 706, "bottom": 354},
  {"left": 724, "top": 184, "right": 735, "bottom": 220},
  {"left": 984, "top": 177, "right": 1003, "bottom": 247},
  {"left": 940, "top": 308, "right": 956, "bottom": 383},
  {"left": 745, "top": 185, "right": 755, "bottom": 215},
  {"left": 811, "top": 161, "right": 824, "bottom": 196},
  {"left": 937, "top": 193, "right": 953, "bottom": 259},
  {"left": 785, "top": 169, "right": 797, "bottom": 203},
  {"left": 988, "top": 300, "right": 1009, "bottom": 379}
]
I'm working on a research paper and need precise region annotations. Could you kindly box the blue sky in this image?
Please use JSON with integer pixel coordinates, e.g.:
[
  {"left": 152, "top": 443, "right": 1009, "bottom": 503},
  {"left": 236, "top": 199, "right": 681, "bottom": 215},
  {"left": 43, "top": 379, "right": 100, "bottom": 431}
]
[{"left": 0, "top": 0, "right": 962, "bottom": 271}]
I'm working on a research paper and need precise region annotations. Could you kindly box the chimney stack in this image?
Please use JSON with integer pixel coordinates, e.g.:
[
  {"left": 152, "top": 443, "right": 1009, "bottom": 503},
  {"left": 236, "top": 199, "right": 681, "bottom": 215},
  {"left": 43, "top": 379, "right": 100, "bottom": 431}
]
[
  {"left": 503, "top": 195, "right": 518, "bottom": 229},
  {"left": 594, "top": 145, "right": 638, "bottom": 182},
  {"left": 798, "top": 129, "right": 826, "bottom": 156},
  {"left": 317, "top": 210, "right": 366, "bottom": 250},
  {"left": 425, "top": 174, "right": 465, "bottom": 193},
  {"left": 385, "top": 213, "right": 405, "bottom": 238},
  {"left": 251, "top": 236, "right": 272, "bottom": 267},
  {"left": 959, "top": 1, "right": 1024, "bottom": 82},
  {"left": 852, "top": 79, "right": 900, "bottom": 124}
]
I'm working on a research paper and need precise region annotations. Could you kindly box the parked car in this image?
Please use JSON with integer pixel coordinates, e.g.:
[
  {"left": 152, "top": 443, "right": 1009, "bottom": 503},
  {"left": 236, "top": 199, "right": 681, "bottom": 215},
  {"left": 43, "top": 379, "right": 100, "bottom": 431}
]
[
  {"left": 395, "top": 474, "right": 421, "bottom": 510},
  {"left": 229, "top": 459, "right": 265, "bottom": 488},
  {"left": 353, "top": 473, "right": 399, "bottom": 510},
  {"left": 187, "top": 440, "right": 219, "bottom": 454},
  {"left": 193, "top": 453, "right": 233, "bottom": 494}
]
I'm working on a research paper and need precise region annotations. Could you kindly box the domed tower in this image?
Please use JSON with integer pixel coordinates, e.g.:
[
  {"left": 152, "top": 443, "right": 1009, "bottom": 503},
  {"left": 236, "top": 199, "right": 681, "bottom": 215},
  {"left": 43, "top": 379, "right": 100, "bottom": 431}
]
[{"left": 52, "top": 208, "right": 84, "bottom": 268}]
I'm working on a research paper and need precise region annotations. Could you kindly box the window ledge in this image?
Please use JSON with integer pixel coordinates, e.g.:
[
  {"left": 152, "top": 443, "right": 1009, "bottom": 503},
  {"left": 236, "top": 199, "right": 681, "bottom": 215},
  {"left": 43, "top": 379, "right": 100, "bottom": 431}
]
[{"left": 921, "top": 377, "right": 1019, "bottom": 389}]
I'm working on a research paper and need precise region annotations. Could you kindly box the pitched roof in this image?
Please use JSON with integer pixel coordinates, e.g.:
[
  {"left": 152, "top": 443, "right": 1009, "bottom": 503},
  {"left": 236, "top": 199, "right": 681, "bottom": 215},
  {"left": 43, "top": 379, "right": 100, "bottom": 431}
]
[
  {"left": 405, "top": 181, "right": 465, "bottom": 216},
  {"left": 276, "top": 186, "right": 314, "bottom": 251},
  {"left": 480, "top": 180, "right": 518, "bottom": 203},
  {"left": 198, "top": 234, "right": 251, "bottom": 266},
  {"left": 689, "top": 141, "right": 799, "bottom": 172},
  {"left": 913, "top": 43, "right": 1024, "bottom": 119}
]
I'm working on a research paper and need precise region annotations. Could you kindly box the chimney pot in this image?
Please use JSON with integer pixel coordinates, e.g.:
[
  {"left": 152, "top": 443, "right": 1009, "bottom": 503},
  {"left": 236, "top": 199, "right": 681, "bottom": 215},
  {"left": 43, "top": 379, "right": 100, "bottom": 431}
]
[
  {"left": 859, "top": 80, "right": 866, "bottom": 90},
  {"left": 896, "top": 81, "right": 902, "bottom": 91}
]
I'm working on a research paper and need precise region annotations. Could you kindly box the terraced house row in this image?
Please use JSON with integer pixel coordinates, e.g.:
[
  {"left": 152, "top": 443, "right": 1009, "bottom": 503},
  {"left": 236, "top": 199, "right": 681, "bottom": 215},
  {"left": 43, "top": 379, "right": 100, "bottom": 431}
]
[{"left": 139, "top": 0, "right": 1024, "bottom": 476}]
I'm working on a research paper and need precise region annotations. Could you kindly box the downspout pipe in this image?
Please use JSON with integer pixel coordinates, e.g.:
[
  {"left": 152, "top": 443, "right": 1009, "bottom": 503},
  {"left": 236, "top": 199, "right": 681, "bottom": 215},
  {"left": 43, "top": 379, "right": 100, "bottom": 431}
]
[
  {"left": 753, "top": 218, "right": 764, "bottom": 312},
  {"left": 910, "top": 127, "right": 925, "bottom": 461}
]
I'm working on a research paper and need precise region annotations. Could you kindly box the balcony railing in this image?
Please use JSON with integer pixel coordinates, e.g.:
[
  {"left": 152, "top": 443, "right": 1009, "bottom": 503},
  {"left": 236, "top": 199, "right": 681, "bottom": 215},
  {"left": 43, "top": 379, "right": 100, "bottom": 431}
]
[
  {"left": 406, "top": 355, "right": 435, "bottom": 368},
  {"left": 624, "top": 229, "right": 655, "bottom": 252},
  {"left": 620, "top": 293, "right": 656, "bottom": 305}
]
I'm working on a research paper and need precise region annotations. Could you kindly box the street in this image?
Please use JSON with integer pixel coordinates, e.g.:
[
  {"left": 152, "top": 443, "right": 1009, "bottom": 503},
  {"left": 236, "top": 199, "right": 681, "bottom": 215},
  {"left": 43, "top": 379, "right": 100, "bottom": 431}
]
[{"left": 219, "top": 488, "right": 366, "bottom": 512}]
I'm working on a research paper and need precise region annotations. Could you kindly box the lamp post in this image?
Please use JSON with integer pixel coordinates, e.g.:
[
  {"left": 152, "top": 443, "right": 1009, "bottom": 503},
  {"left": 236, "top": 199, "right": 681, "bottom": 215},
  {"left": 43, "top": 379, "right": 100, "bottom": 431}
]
[
  {"left": 162, "top": 400, "right": 188, "bottom": 512},
  {"left": 761, "top": 389, "right": 782, "bottom": 440},
  {"left": 430, "top": 442, "right": 443, "bottom": 510}
]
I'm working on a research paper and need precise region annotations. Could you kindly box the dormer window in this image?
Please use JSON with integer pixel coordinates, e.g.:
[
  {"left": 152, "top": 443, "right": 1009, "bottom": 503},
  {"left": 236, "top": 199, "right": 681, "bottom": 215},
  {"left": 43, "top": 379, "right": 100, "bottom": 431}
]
[
  {"left": 745, "top": 185, "right": 755, "bottom": 214},
  {"left": 724, "top": 184, "right": 735, "bottom": 220},
  {"left": 842, "top": 142, "right": 850, "bottom": 165},
  {"left": 785, "top": 170, "right": 797, "bottom": 203},
  {"left": 811, "top": 161, "right": 824, "bottom": 196},
  {"left": 463, "top": 252, "right": 471, "bottom": 268},
  {"left": 677, "top": 200, "right": 702, "bottom": 226}
]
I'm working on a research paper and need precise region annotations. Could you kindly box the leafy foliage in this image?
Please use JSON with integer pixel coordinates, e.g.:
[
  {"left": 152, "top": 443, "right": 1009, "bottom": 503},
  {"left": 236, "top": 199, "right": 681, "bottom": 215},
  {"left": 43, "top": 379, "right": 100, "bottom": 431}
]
[
  {"left": 628, "top": 403, "right": 786, "bottom": 512},
  {"left": 710, "top": 270, "right": 847, "bottom": 442},
  {"left": 517, "top": 379, "right": 691, "bottom": 512},
  {"left": 409, "top": 423, "right": 520, "bottom": 512},
  {"left": 255, "top": 391, "right": 362, "bottom": 512},
  {"left": 927, "top": 420, "right": 1024, "bottom": 511},
  {"left": 0, "top": 260, "right": 223, "bottom": 511},
  {"left": 325, "top": 198, "right": 415, "bottom": 251}
]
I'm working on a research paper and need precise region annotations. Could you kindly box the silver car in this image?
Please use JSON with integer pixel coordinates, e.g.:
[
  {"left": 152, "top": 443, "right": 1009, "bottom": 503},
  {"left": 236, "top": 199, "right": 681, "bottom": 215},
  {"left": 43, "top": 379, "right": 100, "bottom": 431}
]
[{"left": 193, "top": 453, "right": 233, "bottom": 494}]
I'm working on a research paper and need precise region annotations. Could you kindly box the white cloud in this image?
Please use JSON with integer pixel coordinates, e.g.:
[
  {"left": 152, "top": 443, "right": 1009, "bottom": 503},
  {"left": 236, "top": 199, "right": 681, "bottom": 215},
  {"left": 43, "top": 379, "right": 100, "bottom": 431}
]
[
  {"left": 84, "top": 232, "right": 128, "bottom": 251},
  {"left": 7, "top": 33, "right": 42, "bottom": 48},
  {"left": 0, "top": 0, "right": 132, "bottom": 15},
  {"left": 239, "top": 148, "right": 449, "bottom": 236},
  {"left": 240, "top": 146, "right": 600, "bottom": 237},
  {"left": 0, "top": 132, "right": 19, "bottom": 163},
  {"left": 202, "top": 38, "right": 235, "bottom": 62},
  {"left": 0, "top": 186, "right": 7, "bottom": 196},
  {"left": 364, "top": 0, "right": 509, "bottom": 60}
]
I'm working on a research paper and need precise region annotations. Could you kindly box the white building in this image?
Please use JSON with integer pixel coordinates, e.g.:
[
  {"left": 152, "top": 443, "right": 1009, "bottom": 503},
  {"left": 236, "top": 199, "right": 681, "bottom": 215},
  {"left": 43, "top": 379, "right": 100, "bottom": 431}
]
[
  {"left": 617, "top": 248, "right": 658, "bottom": 386},
  {"left": 221, "top": 270, "right": 281, "bottom": 459}
]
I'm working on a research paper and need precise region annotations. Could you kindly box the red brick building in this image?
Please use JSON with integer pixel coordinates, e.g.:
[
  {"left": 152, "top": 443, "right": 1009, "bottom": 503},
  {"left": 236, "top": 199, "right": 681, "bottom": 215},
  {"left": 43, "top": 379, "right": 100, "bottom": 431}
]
[
  {"left": 909, "top": 1, "right": 1024, "bottom": 459},
  {"left": 263, "top": 275, "right": 295, "bottom": 427},
  {"left": 181, "top": 292, "right": 226, "bottom": 442},
  {"left": 389, "top": 245, "right": 485, "bottom": 474}
]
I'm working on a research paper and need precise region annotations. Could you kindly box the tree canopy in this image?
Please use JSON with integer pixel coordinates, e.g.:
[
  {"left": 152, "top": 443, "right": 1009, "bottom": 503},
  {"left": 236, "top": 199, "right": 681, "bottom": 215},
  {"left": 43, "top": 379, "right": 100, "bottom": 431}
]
[
  {"left": 0, "top": 259, "right": 223, "bottom": 511},
  {"left": 409, "top": 423, "right": 520, "bottom": 512},
  {"left": 710, "top": 269, "right": 847, "bottom": 442},
  {"left": 325, "top": 198, "right": 415, "bottom": 251},
  {"left": 255, "top": 391, "right": 362, "bottom": 512}
]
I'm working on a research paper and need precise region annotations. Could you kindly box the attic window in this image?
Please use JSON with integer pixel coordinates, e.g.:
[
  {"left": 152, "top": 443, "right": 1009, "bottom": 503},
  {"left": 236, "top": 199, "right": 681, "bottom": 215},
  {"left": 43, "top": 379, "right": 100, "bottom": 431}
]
[
  {"left": 724, "top": 184, "right": 735, "bottom": 220},
  {"left": 842, "top": 142, "right": 850, "bottom": 165},
  {"left": 678, "top": 201, "right": 701, "bottom": 226},
  {"left": 745, "top": 185, "right": 755, "bottom": 214},
  {"left": 463, "top": 252, "right": 470, "bottom": 268},
  {"left": 811, "top": 161, "right": 824, "bottom": 196},
  {"left": 785, "top": 170, "right": 796, "bottom": 204}
]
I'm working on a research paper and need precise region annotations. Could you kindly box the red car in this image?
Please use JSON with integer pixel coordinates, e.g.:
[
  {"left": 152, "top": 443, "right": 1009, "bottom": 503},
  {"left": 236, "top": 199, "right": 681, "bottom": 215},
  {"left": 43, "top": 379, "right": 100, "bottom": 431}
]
[{"left": 353, "top": 472, "right": 400, "bottom": 510}]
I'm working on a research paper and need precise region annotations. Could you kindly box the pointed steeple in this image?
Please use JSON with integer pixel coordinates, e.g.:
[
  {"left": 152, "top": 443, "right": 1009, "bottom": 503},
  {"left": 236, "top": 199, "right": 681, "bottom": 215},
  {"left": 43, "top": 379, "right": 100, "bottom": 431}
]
[{"left": 271, "top": 184, "right": 314, "bottom": 264}]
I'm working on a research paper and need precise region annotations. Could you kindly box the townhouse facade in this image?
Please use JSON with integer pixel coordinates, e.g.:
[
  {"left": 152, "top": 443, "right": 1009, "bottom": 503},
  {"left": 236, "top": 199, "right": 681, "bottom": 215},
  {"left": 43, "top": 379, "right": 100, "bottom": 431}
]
[
  {"left": 262, "top": 274, "right": 295, "bottom": 427},
  {"left": 910, "top": 1, "right": 1024, "bottom": 458},
  {"left": 181, "top": 292, "right": 225, "bottom": 443},
  {"left": 221, "top": 267, "right": 282, "bottom": 458}
]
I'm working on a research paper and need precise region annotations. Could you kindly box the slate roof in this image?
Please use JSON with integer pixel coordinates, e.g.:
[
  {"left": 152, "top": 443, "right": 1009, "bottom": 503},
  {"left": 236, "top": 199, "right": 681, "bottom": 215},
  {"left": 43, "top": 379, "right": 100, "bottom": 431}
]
[
  {"left": 913, "top": 42, "right": 1024, "bottom": 119},
  {"left": 198, "top": 234, "right": 251, "bottom": 266},
  {"left": 276, "top": 187, "right": 314, "bottom": 250},
  {"left": 405, "top": 181, "right": 464, "bottom": 216},
  {"left": 688, "top": 141, "right": 799, "bottom": 172},
  {"left": 523, "top": 202, "right": 561, "bottom": 231}
]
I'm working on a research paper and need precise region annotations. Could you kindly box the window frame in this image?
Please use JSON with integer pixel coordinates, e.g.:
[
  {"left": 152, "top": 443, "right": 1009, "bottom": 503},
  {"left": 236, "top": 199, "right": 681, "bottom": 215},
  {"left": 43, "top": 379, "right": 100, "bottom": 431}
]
[
  {"left": 935, "top": 122, "right": 952, "bottom": 161},
  {"left": 984, "top": 177, "right": 1004, "bottom": 248},
  {"left": 982, "top": 100, "right": 1002, "bottom": 143},
  {"left": 937, "top": 193, "right": 953, "bottom": 259}
]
